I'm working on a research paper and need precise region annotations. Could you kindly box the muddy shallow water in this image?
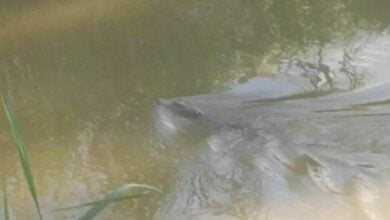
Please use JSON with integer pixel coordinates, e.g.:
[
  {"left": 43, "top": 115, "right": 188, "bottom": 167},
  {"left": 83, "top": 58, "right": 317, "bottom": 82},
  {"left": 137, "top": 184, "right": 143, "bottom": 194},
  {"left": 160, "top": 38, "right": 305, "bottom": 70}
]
[{"left": 1, "top": 0, "right": 390, "bottom": 219}]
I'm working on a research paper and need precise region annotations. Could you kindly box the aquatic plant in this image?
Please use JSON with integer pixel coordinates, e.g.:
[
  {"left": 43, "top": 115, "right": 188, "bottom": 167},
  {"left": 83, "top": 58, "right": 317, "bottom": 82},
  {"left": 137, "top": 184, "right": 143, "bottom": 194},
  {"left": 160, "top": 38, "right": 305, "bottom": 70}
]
[
  {"left": 75, "top": 184, "right": 160, "bottom": 220},
  {"left": 2, "top": 99, "right": 160, "bottom": 219},
  {"left": 2, "top": 99, "right": 43, "bottom": 220},
  {"left": 53, "top": 184, "right": 160, "bottom": 219},
  {"left": 2, "top": 177, "right": 10, "bottom": 220}
]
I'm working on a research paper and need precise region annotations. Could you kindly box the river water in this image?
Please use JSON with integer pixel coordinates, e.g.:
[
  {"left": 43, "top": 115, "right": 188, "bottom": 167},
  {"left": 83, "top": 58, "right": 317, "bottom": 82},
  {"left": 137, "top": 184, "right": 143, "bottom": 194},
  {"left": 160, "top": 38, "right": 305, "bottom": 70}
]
[{"left": 1, "top": 0, "right": 390, "bottom": 219}]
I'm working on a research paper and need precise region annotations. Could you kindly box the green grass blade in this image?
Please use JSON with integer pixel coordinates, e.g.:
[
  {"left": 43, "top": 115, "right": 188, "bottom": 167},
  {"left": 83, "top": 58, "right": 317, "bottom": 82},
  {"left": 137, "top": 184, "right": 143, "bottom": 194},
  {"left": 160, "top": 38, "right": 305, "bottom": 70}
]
[
  {"left": 52, "top": 193, "right": 150, "bottom": 212},
  {"left": 2, "top": 178, "right": 10, "bottom": 220},
  {"left": 79, "top": 183, "right": 161, "bottom": 220},
  {"left": 2, "top": 99, "right": 43, "bottom": 220}
]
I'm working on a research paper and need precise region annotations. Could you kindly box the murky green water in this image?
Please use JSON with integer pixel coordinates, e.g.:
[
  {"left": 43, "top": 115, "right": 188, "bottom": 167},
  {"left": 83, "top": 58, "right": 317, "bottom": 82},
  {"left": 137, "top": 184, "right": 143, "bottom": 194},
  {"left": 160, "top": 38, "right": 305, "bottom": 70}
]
[{"left": 1, "top": 0, "right": 390, "bottom": 219}]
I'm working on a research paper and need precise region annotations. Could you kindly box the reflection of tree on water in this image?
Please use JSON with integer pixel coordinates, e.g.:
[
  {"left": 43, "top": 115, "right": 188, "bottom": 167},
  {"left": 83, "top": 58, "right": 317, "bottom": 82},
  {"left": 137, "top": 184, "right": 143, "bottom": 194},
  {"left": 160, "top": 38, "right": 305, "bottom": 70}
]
[
  {"left": 274, "top": 34, "right": 381, "bottom": 92},
  {"left": 338, "top": 35, "right": 376, "bottom": 90},
  {"left": 340, "top": 50, "right": 365, "bottom": 90},
  {"left": 1, "top": 1, "right": 389, "bottom": 98},
  {"left": 276, "top": 49, "right": 337, "bottom": 91},
  {"left": 296, "top": 44, "right": 335, "bottom": 90}
]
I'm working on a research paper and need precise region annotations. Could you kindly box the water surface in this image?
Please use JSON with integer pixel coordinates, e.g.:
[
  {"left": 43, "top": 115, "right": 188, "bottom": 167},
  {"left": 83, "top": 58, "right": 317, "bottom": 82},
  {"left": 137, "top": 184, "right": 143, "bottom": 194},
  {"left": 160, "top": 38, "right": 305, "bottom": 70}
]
[{"left": 1, "top": 0, "right": 390, "bottom": 219}]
